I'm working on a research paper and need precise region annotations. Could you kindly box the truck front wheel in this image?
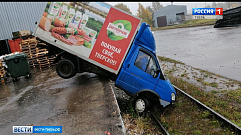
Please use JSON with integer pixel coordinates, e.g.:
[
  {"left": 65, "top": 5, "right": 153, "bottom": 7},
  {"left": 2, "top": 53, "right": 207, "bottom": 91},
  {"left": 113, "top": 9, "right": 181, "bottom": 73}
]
[
  {"left": 134, "top": 97, "right": 150, "bottom": 114},
  {"left": 56, "top": 59, "right": 76, "bottom": 79}
]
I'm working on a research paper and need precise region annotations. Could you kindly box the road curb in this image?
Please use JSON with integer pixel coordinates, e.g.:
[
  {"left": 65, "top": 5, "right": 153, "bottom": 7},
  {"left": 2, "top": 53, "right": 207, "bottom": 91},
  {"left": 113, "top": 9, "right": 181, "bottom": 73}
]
[{"left": 109, "top": 81, "right": 126, "bottom": 135}]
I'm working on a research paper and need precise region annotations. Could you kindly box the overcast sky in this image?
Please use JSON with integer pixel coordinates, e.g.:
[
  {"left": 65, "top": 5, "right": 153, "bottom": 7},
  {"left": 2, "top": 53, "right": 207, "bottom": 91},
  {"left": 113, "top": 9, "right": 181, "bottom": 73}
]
[{"left": 107, "top": 2, "right": 216, "bottom": 15}]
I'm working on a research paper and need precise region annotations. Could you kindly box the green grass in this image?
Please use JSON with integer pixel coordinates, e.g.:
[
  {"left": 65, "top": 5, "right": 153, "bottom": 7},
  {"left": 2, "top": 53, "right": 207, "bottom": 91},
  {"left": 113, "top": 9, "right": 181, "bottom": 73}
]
[
  {"left": 158, "top": 56, "right": 184, "bottom": 65},
  {"left": 151, "top": 19, "right": 217, "bottom": 31},
  {"left": 203, "top": 74, "right": 209, "bottom": 78},
  {"left": 210, "top": 82, "right": 218, "bottom": 87},
  {"left": 203, "top": 82, "right": 210, "bottom": 85},
  {"left": 122, "top": 112, "right": 162, "bottom": 134}
]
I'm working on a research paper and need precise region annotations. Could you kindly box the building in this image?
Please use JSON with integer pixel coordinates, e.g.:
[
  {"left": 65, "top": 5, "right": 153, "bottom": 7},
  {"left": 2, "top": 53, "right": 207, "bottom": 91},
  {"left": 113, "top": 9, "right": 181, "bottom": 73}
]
[
  {"left": 153, "top": 5, "right": 187, "bottom": 28},
  {"left": 0, "top": 2, "right": 47, "bottom": 40}
]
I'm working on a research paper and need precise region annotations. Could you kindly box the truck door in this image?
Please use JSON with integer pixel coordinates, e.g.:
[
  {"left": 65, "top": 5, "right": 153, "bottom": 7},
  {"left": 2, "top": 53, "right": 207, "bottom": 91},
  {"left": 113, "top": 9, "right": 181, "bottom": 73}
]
[{"left": 121, "top": 48, "right": 159, "bottom": 94}]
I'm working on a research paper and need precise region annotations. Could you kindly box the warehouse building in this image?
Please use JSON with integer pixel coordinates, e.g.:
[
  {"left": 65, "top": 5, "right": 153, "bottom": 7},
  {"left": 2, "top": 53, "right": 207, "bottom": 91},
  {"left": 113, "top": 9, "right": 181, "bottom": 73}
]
[
  {"left": 152, "top": 5, "right": 187, "bottom": 27},
  {"left": 0, "top": 2, "right": 47, "bottom": 55},
  {"left": 0, "top": 2, "right": 47, "bottom": 40}
]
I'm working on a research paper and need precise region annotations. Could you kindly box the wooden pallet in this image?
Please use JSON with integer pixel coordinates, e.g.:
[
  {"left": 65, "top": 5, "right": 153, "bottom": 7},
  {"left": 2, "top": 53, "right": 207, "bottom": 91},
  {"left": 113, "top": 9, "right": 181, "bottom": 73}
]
[
  {"left": 0, "top": 60, "right": 5, "bottom": 78},
  {"left": 19, "top": 37, "right": 56, "bottom": 69},
  {"left": 0, "top": 68, "right": 6, "bottom": 78},
  {"left": 20, "top": 38, "right": 37, "bottom": 44},
  {"left": 36, "top": 56, "right": 51, "bottom": 69},
  {"left": 0, "top": 77, "right": 5, "bottom": 83},
  {"left": 0, "top": 73, "right": 5, "bottom": 78}
]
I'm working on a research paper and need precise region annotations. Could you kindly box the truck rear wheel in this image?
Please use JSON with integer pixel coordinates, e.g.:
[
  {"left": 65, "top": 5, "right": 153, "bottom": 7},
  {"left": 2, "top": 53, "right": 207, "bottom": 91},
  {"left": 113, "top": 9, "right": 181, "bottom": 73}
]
[{"left": 56, "top": 59, "right": 76, "bottom": 79}]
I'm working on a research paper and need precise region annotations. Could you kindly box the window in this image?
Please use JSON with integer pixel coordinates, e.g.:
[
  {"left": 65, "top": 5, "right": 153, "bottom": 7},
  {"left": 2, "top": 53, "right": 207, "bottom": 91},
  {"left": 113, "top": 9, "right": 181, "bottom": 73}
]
[
  {"left": 146, "top": 58, "right": 157, "bottom": 75},
  {"left": 134, "top": 51, "right": 150, "bottom": 71},
  {"left": 134, "top": 50, "right": 158, "bottom": 76}
]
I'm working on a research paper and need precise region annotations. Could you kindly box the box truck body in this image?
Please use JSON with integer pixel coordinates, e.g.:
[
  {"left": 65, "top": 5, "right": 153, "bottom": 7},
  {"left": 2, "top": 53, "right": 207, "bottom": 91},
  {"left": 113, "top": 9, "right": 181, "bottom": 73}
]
[{"left": 34, "top": 2, "right": 176, "bottom": 113}]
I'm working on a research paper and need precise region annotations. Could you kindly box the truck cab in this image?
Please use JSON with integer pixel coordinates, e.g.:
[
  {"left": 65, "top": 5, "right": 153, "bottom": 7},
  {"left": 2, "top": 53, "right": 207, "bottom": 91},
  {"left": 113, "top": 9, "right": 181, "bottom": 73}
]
[{"left": 115, "top": 23, "right": 176, "bottom": 113}]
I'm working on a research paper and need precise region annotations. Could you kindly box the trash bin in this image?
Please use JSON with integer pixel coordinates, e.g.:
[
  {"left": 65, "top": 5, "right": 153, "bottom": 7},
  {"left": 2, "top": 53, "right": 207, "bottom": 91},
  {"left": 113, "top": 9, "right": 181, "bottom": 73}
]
[{"left": 3, "top": 53, "right": 31, "bottom": 81}]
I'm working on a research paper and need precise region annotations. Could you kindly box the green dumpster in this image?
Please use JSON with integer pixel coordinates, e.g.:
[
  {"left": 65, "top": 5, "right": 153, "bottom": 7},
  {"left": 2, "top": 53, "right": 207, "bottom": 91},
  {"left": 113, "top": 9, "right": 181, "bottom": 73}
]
[{"left": 4, "top": 53, "right": 31, "bottom": 81}]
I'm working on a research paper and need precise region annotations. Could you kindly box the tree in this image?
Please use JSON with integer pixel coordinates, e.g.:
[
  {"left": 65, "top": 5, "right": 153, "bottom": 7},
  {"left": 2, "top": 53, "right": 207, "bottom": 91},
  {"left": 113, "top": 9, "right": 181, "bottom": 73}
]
[
  {"left": 212, "top": 2, "right": 217, "bottom": 8},
  {"left": 114, "top": 3, "right": 132, "bottom": 14},
  {"left": 217, "top": 3, "right": 224, "bottom": 8},
  {"left": 82, "top": 2, "right": 89, "bottom": 5},
  {"left": 152, "top": 2, "right": 163, "bottom": 11},
  {"left": 230, "top": 3, "right": 241, "bottom": 8},
  {"left": 205, "top": 4, "right": 211, "bottom": 8},
  {"left": 146, "top": 6, "right": 153, "bottom": 13},
  {"left": 137, "top": 3, "right": 153, "bottom": 27},
  {"left": 223, "top": 2, "right": 230, "bottom": 10}
]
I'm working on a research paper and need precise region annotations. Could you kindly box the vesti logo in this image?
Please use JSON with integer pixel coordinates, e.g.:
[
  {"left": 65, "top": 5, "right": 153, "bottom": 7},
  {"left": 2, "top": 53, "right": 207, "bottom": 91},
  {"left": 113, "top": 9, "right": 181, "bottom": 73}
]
[
  {"left": 107, "top": 20, "right": 132, "bottom": 41},
  {"left": 13, "top": 126, "right": 62, "bottom": 133}
]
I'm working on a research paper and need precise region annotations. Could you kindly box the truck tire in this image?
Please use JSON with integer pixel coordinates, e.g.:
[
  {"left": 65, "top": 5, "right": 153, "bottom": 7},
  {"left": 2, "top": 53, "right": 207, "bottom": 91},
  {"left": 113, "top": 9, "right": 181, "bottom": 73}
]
[
  {"left": 134, "top": 97, "right": 151, "bottom": 114},
  {"left": 56, "top": 59, "right": 76, "bottom": 79}
]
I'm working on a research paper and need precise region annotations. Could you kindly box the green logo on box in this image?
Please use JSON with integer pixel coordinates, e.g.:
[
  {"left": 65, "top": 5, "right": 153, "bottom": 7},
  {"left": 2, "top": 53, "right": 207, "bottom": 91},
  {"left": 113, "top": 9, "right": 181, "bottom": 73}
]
[{"left": 107, "top": 20, "right": 132, "bottom": 41}]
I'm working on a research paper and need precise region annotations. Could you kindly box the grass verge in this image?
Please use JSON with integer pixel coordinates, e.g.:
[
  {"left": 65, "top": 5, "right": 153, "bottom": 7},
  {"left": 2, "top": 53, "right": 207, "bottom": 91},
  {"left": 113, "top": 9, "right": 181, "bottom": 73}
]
[
  {"left": 158, "top": 56, "right": 241, "bottom": 128},
  {"left": 151, "top": 19, "right": 217, "bottom": 31},
  {"left": 168, "top": 76, "right": 241, "bottom": 128},
  {"left": 160, "top": 89, "right": 234, "bottom": 134}
]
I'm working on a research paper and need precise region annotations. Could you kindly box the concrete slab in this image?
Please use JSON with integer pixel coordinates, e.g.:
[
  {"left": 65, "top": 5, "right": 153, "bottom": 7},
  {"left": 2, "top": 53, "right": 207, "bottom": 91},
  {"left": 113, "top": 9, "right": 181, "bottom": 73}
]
[{"left": 0, "top": 67, "right": 125, "bottom": 135}]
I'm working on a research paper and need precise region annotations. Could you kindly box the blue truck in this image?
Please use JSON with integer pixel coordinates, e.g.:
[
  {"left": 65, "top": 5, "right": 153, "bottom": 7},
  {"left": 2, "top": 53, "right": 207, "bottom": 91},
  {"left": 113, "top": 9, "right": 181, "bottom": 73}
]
[{"left": 34, "top": 2, "right": 176, "bottom": 113}]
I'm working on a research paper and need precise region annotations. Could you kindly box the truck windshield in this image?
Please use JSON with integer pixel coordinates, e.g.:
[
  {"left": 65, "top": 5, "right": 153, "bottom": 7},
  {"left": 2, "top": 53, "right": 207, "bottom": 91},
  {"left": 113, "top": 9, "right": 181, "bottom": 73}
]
[{"left": 155, "top": 55, "right": 166, "bottom": 80}]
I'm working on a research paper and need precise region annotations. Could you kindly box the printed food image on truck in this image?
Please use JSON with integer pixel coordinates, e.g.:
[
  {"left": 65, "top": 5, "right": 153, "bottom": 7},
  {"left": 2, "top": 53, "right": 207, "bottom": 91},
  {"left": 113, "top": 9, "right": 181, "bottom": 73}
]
[{"left": 37, "top": 2, "right": 107, "bottom": 55}]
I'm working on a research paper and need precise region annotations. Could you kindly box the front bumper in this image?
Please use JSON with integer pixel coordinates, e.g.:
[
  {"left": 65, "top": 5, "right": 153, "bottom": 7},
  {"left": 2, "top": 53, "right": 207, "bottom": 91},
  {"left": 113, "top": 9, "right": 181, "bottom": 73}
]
[{"left": 159, "top": 99, "right": 176, "bottom": 107}]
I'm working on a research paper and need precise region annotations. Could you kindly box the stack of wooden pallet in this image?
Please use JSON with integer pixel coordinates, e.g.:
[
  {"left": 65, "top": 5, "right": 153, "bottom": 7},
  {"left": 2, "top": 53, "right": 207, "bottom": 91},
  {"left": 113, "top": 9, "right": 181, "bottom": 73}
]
[
  {"left": 0, "top": 59, "right": 6, "bottom": 83},
  {"left": 19, "top": 37, "right": 56, "bottom": 69}
]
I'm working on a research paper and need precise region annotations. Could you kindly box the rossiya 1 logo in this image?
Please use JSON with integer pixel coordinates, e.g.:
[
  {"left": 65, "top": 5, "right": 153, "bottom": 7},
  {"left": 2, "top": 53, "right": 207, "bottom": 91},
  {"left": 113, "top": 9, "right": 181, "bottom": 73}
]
[{"left": 107, "top": 20, "right": 132, "bottom": 41}]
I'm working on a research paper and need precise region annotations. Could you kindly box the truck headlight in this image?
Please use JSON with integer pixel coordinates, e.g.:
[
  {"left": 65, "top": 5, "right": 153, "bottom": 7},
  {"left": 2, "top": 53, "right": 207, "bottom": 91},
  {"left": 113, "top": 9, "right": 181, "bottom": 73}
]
[{"left": 171, "top": 93, "right": 176, "bottom": 101}]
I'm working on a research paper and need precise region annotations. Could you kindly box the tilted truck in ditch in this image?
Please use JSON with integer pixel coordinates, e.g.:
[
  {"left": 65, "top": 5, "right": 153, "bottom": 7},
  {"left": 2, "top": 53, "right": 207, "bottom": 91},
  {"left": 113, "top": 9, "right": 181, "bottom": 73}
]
[{"left": 34, "top": 2, "right": 176, "bottom": 113}]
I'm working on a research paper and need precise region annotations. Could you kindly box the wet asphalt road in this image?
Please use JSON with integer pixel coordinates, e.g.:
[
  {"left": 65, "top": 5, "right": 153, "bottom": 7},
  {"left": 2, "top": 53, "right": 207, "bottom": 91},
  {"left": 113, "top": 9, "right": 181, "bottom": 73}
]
[
  {"left": 154, "top": 26, "right": 241, "bottom": 81},
  {"left": 0, "top": 67, "right": 124, "bottom": 135}
]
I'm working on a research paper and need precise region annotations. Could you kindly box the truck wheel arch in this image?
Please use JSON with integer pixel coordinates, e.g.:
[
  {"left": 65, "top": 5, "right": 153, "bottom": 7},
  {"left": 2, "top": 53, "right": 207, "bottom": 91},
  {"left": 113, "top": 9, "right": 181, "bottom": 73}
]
[
  {"left": 134, "top": 89, "right": 161, "bottom": 103},
  {"left": 133, "top": 89, "right": 163, "bottom": 112},
  {"left": 53, "top": 51, "right": 72, "bottom": 64},
  {"left": 54, "top": 51, "right": 79, "bottom": 69}
]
